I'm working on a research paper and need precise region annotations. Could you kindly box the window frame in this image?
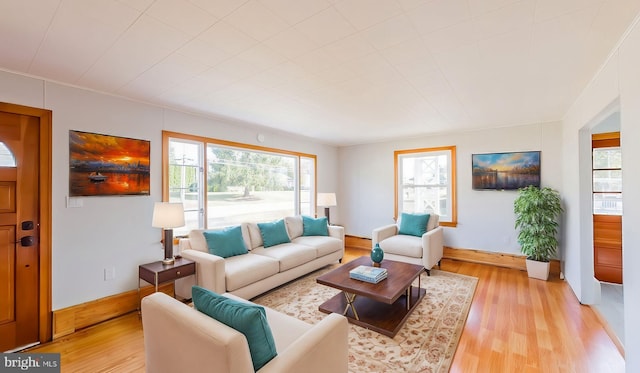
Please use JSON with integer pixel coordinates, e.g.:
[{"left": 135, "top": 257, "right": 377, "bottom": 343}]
[
  {"left": 394, "top": 145, "right": 457, "bottom": 227},
  {"left": 162, "top": 131, "right": 317, "bottom": 233}
]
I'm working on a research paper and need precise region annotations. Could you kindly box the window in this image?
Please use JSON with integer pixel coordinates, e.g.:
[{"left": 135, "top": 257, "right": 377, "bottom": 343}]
[
  {"left": 592, "top": 133, "right": 621, "bottom": 215},
  {"left": 164, "top": 132, "right": 317, "bottom": 235},
  {"left": 395, "top": 146, "right": 457, "bottom": 226},
  {"left": 168, "top": 138, "right": 204, "bottom": 231},
  {"left": 0, "top": 142, "right": 16, "bottom": 167}
]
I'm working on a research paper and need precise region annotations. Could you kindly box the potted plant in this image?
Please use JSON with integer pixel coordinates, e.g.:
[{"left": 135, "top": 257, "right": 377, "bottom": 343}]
[{"left": 513, "top": 185, "right": 563, "bottom": 280}]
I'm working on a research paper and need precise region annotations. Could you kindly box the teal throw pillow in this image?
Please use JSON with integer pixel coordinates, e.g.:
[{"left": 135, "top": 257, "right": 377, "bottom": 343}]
[
  {"left": 302, "top": 216, "right": 329, "bottom": 236},
  {"left": 203, "top": 226, "right": 248, "bottom": 258},
  {"left": 192, "top": 286, "right": 277, "bottom": 371},
  {"left": 257, "top": 219, "right": 290, "bottom": 248},
  {"left": 398, "top": 213, "right": 430, "bottom": 237}
]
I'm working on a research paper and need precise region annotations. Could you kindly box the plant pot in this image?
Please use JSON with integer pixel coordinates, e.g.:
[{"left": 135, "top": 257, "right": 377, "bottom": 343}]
[{"left": 525, "top": 259, "right": 550, "bottom": 280}]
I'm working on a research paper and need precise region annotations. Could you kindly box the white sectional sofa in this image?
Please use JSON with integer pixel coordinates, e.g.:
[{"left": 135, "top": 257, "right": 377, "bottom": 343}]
[{"left": 176, "top": 215, "right": 345, "bottom": 300}]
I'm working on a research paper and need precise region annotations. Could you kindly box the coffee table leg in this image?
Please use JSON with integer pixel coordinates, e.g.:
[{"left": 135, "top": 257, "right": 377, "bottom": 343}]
[
  {"left": 342, "top": 292, "right": 360, "bottom": 320},
  {"left": 406, "top": 275, "right": 422, "bottom": 310}
]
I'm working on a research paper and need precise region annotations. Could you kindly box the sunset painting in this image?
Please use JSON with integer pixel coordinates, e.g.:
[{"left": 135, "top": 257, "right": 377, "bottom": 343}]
[
  {"left": 472, "top": 151, "right": 540, "bottom": 190},
  {"left": 69, "top": 130, "right": 150, "bottom": 196}
]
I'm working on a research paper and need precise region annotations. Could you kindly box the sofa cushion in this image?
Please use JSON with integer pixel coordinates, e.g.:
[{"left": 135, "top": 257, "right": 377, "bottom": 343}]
[
  {"left": 302, "top": 216, "right": 329, "bottom": 236},
  {"left": 192, "top": 286, "right": 277, "bottom": 371},
  {"left": 189, "top": 227, "right": 252, "bottom": 253},
  {"left": 257, "top": 219, "right": 291, "bottom": 248},
  {"left": 188, "top": 229, "right": 209, "bottom": 253},
  {"left": 252, "top": 243, "right": 317, "bottom": 271},
  {"left": 398, "top": 212, "right": 430, "bottom": 237},
  {"left": 225, "top": 254, "right": 280, "bottom": 291},
  {"left": 292, "top": 236, "right": 342, "bottom": 257},
  {"left": 244, "top": 222, "right": 263, "bottom": 250},
  {"left": 427, "top": 213, "right": 439, "bottom": 232},
  {"left": 284, "top": 215, "right": 303, "bottom": 239},
  {"left": 223, "top": 294, "right": 313, "bottom": 353},
  {"left": 203, "top": 226, "right": 248, "bottom": 258},
  {"left": 379, "top": 234, "right": 423, "bottom": 258}
]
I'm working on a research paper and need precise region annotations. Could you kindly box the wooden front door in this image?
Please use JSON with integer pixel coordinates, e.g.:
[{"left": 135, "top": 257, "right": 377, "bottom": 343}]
[
  {"left": 0, "top": 109, "right": 42, "bottom": 351},
  {"left": 593, "top": 214, "right": 622, "bottom": 283}
]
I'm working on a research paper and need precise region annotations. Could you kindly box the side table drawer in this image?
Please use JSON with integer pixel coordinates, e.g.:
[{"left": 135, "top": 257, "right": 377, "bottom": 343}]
[{"left": 156, "top": 262, "right": 195, "bottom": 283}]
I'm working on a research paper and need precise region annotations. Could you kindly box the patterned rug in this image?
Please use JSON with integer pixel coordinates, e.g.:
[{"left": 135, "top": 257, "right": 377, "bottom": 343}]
[{"left": 252, "top": 264, "right": 478, "bottom": 373}]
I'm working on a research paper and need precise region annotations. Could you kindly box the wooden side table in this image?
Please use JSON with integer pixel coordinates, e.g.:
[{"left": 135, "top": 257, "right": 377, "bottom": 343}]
[{"left": 138, "top": 257, "right": 196, "bottom": 301}]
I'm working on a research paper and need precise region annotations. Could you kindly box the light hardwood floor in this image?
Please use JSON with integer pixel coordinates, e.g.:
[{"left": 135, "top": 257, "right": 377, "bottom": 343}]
[{"left": 28, "top": 247, "right": 624, "bottom": 372}]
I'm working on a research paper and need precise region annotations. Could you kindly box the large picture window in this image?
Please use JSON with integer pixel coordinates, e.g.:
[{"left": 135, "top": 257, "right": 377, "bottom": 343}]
[
  {"left": 395, "top": 146, "right": 457, "bottom": 227},
  {"left": 163, "top": 132, "right": 316, "bottom": 235}
]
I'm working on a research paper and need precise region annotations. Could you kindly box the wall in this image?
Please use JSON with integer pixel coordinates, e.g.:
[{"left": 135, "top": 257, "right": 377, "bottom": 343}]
[
  {"left": 337, "top": 122, "right": 563, "bottom": 256},
  {"left": 0, "top": 69, "right": 340, "bottom": 310},
  {"left": 562, "top": 53, "right": 621, "bottom": 305},
  {"left": 562, "top": 15, "right": 640, "bottom": 371},
  {"left": 619, "top": 20, "right": 640, "bottom": 369}
]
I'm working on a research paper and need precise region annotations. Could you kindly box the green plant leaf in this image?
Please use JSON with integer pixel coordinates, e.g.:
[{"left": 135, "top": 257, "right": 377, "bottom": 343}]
[{"left": 513, "top": 185, "right": 563, "bottom": 261}]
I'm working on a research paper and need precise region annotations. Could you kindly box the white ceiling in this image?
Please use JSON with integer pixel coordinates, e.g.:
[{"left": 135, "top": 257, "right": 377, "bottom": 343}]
[{"left": 1, "top": 0, "right": 638, "bottom": 146}]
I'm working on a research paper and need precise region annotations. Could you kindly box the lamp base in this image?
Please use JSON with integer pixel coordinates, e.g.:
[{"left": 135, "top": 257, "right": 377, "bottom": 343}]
[{"left": 163, "top": 228, "right": 175, "bottom": 266}]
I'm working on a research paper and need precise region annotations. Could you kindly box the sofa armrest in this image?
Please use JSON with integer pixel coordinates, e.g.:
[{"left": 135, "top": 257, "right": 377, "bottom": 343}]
[
  {"left": 179, "top": 249, "right": 226, "bottom": 296},
  {"left": 328, "top": 225, "right": 345, "bottom": 257},
  {"left": 328, "top": 225, "right": 345, "bottom": 242},
  {"left": 259, "top": 313, "right": 349, "bottom": 373},
  {"left": 421, "top": 226, "right": 444, "bottom": 269},
  {"left": 372, "top": 224, "right": 398, "bottom": 246}
]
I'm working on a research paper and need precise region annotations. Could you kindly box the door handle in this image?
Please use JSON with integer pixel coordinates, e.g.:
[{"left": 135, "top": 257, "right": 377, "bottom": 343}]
[{"left": 16, "top": 236, "right": 35, "bottom": 246}]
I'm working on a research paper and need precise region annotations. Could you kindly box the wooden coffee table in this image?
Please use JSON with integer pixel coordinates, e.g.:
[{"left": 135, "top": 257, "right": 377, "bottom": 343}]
[{"left": 316, "top": 256, "right": 426, "bottom": 337}]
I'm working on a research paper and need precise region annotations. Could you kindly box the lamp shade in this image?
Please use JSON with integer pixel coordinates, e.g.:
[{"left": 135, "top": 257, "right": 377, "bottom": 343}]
[
  {"left": 152, "top": 202, "right": 185, "bottom": 229},
  {"left": 317, "top": 193, "right": 337, "bottom": 207}
]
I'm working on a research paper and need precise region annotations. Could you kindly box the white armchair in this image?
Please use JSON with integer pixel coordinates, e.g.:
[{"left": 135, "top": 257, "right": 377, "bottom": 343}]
[
  {"left": 371, "top": 214, "right": 444, "bottom": 275},
  {"left": 141, "top": 292, "right": 349, "bottom": 373}
]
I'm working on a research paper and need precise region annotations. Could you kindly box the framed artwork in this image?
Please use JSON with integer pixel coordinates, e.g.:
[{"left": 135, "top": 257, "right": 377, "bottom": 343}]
[
  {"left": 472, "top": 151, "right": 540, "bottom": 190},
  {"left": 69, "top": 130, "right": 150, "bottom": 196}
]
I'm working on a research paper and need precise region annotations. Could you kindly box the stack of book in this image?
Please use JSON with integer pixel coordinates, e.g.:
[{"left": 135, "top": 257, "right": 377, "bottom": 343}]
[{"left": 349, "top": 265, "right": 388, "bottom": 284}]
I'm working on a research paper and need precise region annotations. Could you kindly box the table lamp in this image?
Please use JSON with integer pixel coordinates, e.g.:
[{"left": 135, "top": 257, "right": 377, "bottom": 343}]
[
  {"left": 152, "top": 202, "right": 185, "bottom": 265},
  {"left": 317, "top": 193, "right": 337, "bottom": 225}
]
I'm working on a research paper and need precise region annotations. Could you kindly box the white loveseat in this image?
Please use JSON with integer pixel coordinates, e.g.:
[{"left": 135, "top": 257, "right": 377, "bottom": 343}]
[
  {"left": 142, "top": 292, "right": 349, "bottom": 373},
  {"left": 372, "top": 213, "right": 444, "bottom": 275},
  {"left": 176, "top": 216, "right": 344, "bottom": 300}
]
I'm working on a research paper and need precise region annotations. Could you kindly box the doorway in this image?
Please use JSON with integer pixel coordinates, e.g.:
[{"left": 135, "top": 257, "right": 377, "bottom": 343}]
[
  {"left": 0, "top": 102, "right": 52, "bottom": 352},
  {"left": 589, "top": 112, "right": 624, "bottom": 348}
]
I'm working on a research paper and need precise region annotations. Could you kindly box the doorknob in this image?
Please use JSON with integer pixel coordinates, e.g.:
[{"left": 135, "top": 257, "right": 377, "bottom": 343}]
[{"left": 17, "top": 236, "right": 35, "bottom": 246}]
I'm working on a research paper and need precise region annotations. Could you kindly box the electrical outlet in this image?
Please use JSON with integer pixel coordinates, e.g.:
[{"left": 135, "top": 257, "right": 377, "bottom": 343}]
[{"left": 104, "top": 267, "right": 115, "bottom": 281}]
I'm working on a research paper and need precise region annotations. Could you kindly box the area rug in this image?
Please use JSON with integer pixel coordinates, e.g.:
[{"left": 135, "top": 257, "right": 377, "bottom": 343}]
[{"left": 252, "top": 265, "right": 478, "bottom": 373}]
